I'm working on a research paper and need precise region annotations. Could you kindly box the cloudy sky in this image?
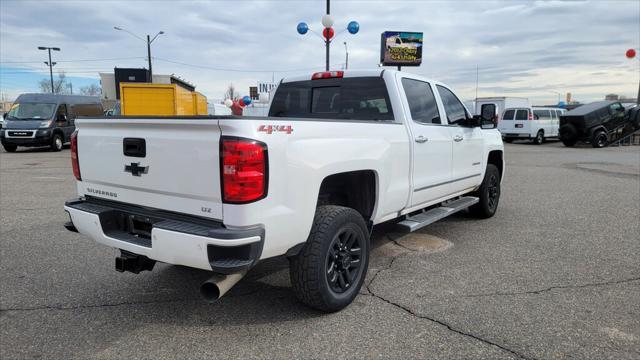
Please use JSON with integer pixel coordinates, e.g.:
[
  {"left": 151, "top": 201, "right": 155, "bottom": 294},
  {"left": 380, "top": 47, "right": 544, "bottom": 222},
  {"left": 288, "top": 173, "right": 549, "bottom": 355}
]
[{"left": 1, "top": 0, "right": 638, "bottom": 104}]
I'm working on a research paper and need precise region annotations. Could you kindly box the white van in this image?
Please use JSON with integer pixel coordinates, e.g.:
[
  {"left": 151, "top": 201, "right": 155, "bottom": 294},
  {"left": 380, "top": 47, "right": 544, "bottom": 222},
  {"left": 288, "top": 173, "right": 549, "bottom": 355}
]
[
  {"left": 499, "top": 107, "right": 567, "bottom": 144},
  {"left": 474, "top": 97, "right": 530, "bottom": 121}
]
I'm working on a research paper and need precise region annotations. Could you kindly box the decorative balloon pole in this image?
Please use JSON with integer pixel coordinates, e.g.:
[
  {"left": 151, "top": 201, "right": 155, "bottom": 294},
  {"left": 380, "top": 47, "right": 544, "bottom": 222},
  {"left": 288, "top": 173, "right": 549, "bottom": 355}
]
[
  {"left": 626, "top": 48, "right": 639, "bottom": 105},
  {"left": 297, "top": 0, "right": 359, "bottom": 71},
  {"left": 225, "top": 96, "right": 253, "bottom": 116}
]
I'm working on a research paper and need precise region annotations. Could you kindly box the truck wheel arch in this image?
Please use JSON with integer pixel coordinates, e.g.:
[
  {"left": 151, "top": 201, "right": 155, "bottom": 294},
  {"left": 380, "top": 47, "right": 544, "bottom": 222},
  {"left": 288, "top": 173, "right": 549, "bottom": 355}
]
[
  {"left": 487, "top": 150, "right": 504, "bottom": 179},
  {"left": 589, "top": 125, "right": 607, "bottom": 137},
  {"left": 52, "top": 128, "right": 64, "bottom": 141},
  {"left": 286, "top": 170, "right": 378, "bottom": 259},
  {"left": 316, "top": 170, "right": 378, "bottom": 223}
]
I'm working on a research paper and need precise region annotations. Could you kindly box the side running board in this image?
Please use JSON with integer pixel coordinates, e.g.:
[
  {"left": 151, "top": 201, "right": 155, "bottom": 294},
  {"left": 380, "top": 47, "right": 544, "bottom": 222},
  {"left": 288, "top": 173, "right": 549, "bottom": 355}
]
[{"left": 397, "top": 196, "right": 479, "bottom": 233}]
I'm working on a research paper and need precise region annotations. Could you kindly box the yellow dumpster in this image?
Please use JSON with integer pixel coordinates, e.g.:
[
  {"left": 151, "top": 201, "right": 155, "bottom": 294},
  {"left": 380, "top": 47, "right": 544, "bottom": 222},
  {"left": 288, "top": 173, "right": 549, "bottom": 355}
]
[
  {"left": 120, "top": 83, "right": 207, "bottom": 116},
  {"left": 192, "top": 92, "right": 207, "bottom": 115}
]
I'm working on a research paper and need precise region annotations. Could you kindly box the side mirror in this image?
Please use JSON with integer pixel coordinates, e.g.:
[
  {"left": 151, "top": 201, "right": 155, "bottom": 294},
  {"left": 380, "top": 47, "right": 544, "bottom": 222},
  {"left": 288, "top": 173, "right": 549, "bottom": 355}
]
[
  {"left": 57, "top": 114, "right": 67, "bottom": 122},
  {"left": 479, "top": 103, "right": 497, "bottom": 129}
]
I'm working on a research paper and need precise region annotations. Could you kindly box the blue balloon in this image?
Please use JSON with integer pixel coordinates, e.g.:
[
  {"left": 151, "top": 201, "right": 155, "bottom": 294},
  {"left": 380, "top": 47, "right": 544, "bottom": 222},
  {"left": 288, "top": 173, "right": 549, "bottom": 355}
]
[
  {"left": 347, "top": 21, "right": 359, "bottom": 34},
  {"left": 557, "top": 101, "right": 566, "bottom": 108},
  {"left": 297, "top": 22, "right": 309, "bottom": 35},
  {"left": 242, "top": 96, "right": 252, "bottom": 106}
]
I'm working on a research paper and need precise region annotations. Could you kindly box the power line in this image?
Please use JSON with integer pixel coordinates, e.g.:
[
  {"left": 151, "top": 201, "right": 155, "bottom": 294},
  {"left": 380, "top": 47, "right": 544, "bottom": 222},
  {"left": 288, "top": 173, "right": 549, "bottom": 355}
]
[
  {"left": 0, "top": 57, "right": 145, "bottom": 64},
  {"left": 2, "top": 56, "right": 324, "bottom": 75},
  {"left": 152, "top": 57, "right": 322, "bottom": 73}
]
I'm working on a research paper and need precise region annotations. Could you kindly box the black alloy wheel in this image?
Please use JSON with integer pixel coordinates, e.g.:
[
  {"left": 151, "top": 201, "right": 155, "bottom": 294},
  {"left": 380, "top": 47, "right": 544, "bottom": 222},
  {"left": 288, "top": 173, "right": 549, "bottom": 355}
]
[
  {"left": 469, "top": 164, "right": 501, "bottom": 219},
  {"left": 486, "top": 172, "right": 500, "bottom": 212},
  {"left": 326, "top": 227, "right": 362, "bottom": 293},
  {"left": 289, "top": 205, "right": 370, "bottom": 312}
]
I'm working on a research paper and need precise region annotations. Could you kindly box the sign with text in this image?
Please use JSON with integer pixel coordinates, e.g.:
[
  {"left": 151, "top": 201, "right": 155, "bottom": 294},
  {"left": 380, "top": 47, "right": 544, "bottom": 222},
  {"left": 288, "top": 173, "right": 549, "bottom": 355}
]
[
  {"left": 380, "top": 31, "right": 423, "bottom": 66},
  {"left": 258, "top": 82, "right": 277, "bottom": 94}
]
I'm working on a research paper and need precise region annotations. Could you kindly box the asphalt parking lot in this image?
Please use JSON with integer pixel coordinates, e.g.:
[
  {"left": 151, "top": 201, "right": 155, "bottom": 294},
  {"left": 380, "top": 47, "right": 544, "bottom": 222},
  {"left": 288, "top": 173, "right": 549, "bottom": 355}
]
[{"left": 1, "top": 141, "right": 638, "bottom": 359}]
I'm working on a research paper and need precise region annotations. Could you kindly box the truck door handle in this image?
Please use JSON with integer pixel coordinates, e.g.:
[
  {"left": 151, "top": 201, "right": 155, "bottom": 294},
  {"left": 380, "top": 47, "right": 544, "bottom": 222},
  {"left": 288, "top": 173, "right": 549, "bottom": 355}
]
[
  {"left": 415, "top": 135, "right": 428, "bottom": 143},
  {"left": 454, "top": 135, "right": 463, "bottom": 142}
]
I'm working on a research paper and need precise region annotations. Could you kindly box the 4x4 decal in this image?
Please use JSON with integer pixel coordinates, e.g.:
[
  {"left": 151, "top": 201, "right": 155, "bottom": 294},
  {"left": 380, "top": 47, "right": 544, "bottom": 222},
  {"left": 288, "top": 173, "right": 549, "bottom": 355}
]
[{"left": 258, "top": 125, "right": 293, "bottom": 134}]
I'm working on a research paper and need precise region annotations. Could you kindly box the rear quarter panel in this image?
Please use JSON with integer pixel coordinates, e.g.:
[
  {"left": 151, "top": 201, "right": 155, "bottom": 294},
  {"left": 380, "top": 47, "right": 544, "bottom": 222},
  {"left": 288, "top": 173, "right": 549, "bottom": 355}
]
[{"left": 219, "top": 118, "right": 411, "bottom": 259}]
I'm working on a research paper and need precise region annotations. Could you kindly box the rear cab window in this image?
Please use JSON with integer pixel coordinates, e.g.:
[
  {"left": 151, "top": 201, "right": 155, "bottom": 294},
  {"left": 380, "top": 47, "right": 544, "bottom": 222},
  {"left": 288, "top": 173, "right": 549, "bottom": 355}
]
[{"left": 269, "top": 76, "right": 394, "bottom": 121}]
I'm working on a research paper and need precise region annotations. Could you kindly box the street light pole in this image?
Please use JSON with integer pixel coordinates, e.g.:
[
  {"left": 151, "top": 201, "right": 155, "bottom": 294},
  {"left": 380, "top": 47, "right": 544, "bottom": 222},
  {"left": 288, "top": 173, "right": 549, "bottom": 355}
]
[
  {"left": 114, "top": 27, "right": 163, "bottom": 81},
  {"left": 38, "top": 46, "right": 60, "bottom": 94},
  {"left": 47, "top": 49, "right": 54, "bottom": 93}
]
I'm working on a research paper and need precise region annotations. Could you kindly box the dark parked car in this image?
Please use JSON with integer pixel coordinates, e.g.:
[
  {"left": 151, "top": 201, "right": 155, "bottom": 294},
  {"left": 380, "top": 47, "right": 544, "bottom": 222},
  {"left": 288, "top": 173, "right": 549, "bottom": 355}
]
[
  {"left": 1, "top": 93, "right": 103, "bottom": 152},
  {"left": 559, "top": 101, "right": 630, "bottom": 148}
]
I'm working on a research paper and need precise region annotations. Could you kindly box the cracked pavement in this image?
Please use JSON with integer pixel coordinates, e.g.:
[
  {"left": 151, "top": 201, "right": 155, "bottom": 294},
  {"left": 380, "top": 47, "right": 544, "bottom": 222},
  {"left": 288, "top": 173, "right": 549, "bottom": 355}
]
[{"left": 1, "top": 142, "right": 639, "bottom": 359}]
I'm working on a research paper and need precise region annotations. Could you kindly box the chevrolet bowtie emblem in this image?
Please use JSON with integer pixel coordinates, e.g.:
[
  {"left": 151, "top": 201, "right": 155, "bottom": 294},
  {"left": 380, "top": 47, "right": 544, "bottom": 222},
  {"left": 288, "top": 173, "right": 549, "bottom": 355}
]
[{"left": 124, "top": 162, "right": 149, "bottom": 176}]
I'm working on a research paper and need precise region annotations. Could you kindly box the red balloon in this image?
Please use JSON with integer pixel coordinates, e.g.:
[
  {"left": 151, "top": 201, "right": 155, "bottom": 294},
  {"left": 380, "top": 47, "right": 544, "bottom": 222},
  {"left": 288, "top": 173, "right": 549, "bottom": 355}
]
[
  {"left": 626, "top": 48, "right": 636, "bottom": 59},
  {"left": 237, "top": 98, "right": 246, "bottom": 107},
  {"left": 322, "top": 27, "right": 334, "bottom": 40},
  {"left": 231, "top": 102, "right": 243, "bottom": 116}
]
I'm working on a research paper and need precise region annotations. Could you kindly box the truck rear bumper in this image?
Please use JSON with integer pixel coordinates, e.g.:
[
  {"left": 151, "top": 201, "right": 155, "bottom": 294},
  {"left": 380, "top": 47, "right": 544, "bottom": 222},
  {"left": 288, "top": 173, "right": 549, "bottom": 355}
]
[{"left": 64, "top": 197, "right": 264, "bottom": 274}]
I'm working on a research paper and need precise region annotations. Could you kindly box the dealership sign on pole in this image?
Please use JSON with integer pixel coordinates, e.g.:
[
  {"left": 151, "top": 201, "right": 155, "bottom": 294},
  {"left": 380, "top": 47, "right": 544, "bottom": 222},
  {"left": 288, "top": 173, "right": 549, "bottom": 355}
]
[
  {"left": 380, "top": 31, "right": 423, "bottom": 68},
  {"left": 258, "top": 82, "right": 277, "bottom": 94}
]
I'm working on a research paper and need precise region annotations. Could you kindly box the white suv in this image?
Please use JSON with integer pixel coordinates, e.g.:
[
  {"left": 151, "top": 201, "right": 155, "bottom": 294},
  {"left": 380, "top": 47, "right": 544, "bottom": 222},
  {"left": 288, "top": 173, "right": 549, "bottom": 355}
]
[{"left": 499, "top": 107, "right": 566, "bottom": 144}]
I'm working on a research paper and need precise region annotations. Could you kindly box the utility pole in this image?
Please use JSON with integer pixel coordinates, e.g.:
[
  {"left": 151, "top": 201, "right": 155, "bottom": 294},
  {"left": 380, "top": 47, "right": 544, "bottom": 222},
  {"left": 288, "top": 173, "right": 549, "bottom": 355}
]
[
  {"left": 475, "top": 65, "right": 479, "bottom": 101},
  {"left": 146, "top": 35, "right": 153, "bottom": 80},
  {"left": 68, "top": 83, "right": 73, "bottom": 94},
  {"left": 38, "top": 46, "right": 60, "bottom": 93},
  {"left": 344, "top": 42, "right": 349, "bottom": 70}
]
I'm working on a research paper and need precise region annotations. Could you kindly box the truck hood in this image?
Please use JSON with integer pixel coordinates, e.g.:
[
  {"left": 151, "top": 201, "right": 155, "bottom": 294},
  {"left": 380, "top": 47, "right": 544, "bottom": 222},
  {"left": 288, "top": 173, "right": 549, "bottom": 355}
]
[{"left": 2, "top": 120, "right": 46, "bottom": 129}]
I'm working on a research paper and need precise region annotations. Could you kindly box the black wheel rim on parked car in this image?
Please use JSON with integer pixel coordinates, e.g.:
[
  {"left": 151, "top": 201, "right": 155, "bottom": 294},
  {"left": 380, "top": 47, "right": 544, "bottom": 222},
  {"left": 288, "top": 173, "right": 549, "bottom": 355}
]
[
  {"left": 487, "top": 173, "right": 500, "bottom": 211},
  {"left": 326, "top": 226, "right": 362, "bottom": 293}
]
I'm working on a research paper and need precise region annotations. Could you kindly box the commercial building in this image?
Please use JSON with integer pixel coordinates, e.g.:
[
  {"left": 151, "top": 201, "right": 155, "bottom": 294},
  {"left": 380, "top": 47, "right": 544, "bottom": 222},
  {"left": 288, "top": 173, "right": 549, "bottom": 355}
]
[{"left": 99, "top": 68, "right": 196, "bottom": 109}]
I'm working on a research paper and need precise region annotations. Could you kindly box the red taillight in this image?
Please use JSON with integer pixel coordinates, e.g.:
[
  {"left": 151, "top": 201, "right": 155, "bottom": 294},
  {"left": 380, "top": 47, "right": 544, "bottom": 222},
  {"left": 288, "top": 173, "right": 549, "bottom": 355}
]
[
  {"left": 221, "top": 137, "right": 267, "bottom": 203},
  {"left": 312, "top": 71, "right": 344, "bottom": 80},
  {"left": 70, "top": 130, "right": 81, "bottom": 181},
  {"left": 528, "top": 111, "right": 533, "bottom": 121}
]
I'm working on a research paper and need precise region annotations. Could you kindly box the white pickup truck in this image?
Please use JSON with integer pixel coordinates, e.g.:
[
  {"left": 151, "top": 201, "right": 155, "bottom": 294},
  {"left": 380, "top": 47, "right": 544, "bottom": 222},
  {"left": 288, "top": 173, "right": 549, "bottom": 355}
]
[{"left": 64, "top": 70, "right": 504, "bottom": 312}]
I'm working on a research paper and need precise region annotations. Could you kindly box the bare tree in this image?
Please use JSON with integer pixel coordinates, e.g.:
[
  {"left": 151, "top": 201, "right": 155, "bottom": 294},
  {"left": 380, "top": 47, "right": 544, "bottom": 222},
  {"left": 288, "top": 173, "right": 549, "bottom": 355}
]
[
  {"left": 80, "top": 84, "right": 101, "bottom": 96},
  {"left": 38, "top": 72, "right": 69, "bottom": 94},
  {"left": 224, "top": 83, "right": 239, "bottom": 100}
]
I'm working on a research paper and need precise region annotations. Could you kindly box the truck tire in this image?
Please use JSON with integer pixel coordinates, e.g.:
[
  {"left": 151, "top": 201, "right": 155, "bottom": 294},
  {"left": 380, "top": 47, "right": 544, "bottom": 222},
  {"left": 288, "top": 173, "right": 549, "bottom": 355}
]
[
  {"left": 591, "top": 130, "right": 607, "bottom": 148},
  {"left": 2, "top": 144, "right": 17, "bottom": 152},
  {"left": 469, "top": 164, "right": 500, "bottom": 219},
  {"left": 289, "top": 205, "right": 369, "bottom": 312},
  {"left": 533, "top": 130, "right": 544, "bottom": 145},
  {"left": 630, "top": 107, "right": 640, "bottom": 130},
  {"left": 559, "top": 124, "right": 577, "bottom": 147},
  {"left": 51, "top": 133, "right": 63, "bottom": 152}
]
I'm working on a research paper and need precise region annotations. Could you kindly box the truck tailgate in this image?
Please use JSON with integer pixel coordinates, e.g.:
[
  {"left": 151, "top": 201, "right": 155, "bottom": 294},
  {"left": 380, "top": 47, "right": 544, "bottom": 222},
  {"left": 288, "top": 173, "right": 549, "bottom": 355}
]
[{"left": 75, "top": 118, "right": 223, "bottom": 220}]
